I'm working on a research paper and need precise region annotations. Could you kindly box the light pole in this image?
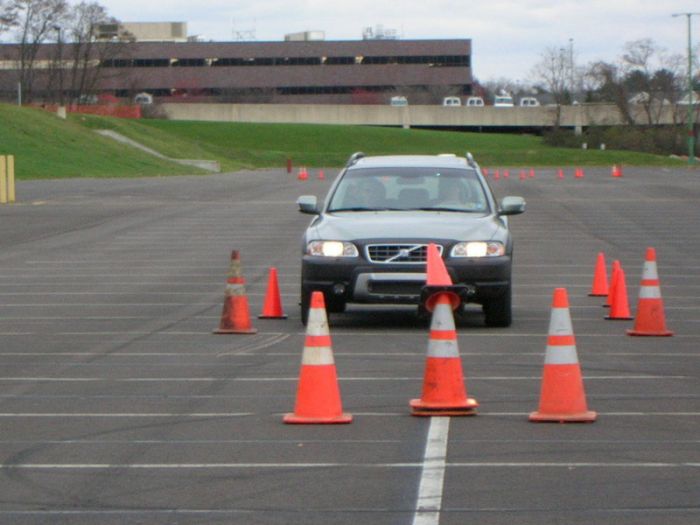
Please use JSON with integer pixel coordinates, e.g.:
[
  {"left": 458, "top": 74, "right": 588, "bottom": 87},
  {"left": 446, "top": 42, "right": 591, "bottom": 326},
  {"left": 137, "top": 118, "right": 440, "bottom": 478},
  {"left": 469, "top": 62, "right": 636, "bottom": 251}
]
[
  {"left": 52, "top": 25, "right": 64, "bottom": 107},
  {"left": 569, "top": 38, "right": 575, "bottom": 103},
  {"left": 672, "top": 12, "right": 699, "bottom": 165}
]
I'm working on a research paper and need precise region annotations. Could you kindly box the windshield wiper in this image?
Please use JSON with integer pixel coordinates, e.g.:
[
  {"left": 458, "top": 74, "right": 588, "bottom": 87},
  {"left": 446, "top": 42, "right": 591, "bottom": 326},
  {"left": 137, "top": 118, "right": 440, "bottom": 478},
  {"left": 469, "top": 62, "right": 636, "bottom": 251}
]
[
  {"left": 328, "top": 207, "right": 373, "bottom": 212},
  {"left": 329, "top": 207, "right": 404, "bottom": 212}
]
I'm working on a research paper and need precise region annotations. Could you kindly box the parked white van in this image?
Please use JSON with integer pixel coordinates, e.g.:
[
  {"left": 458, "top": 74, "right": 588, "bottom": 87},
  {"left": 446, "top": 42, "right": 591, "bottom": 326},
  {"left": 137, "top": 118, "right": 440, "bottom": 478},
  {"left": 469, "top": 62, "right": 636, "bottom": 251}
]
[
  {"left": 494, "top": 95, "right": 514, "bottom": 107},
  {"left": 465, "top": 96, "right": 485, "bottom": 107},
  {"left": 134, "top": 92, "right": 153, "bottom": 105},
  {"left": 442, "top": 96, "right": 462, "bottom": 106},
  {"left": 519, "top": 97, "right": 540, "bottom": 107}
]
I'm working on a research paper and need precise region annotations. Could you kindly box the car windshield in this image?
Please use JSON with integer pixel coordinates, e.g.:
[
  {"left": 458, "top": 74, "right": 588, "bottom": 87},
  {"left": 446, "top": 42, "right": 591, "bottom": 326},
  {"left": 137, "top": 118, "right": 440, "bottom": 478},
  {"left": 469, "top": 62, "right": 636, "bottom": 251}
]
[{"left": 327, "top": 167, "right": 489, "bottom": 213}]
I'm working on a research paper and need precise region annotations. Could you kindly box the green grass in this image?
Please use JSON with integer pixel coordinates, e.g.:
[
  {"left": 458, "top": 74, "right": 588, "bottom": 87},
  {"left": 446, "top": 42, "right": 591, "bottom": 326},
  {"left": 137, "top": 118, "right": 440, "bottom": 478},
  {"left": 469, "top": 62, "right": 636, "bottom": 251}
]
[
  {"left": 77, "top": 116, "right": 683, "bottom": 170},
  {"left": 0, "top": 103, "right": 687, "bottom": 180},
  {"left": 0, "top": 104, "right": 203, "bottom": 179}
]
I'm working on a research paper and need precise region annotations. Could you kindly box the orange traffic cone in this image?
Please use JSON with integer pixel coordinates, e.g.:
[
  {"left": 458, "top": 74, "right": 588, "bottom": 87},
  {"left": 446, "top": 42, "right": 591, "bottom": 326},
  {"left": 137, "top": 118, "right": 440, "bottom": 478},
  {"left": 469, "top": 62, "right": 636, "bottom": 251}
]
[
  {"left": 410, "top": 294, "right": 478, "bottom": 416},
  {"left": 318, "top": 169, "right": 325, "bottom": 180},
  {"left": 605, "top": 265, "right": 633, "bottom": 320},
  {"left": 589, "top": 252, "right": 609, "bottom": 297},
  {"left": 214, "top": 251, "right": 257, "bottom": 334},
  {"left": 284, "top": 291, "right": 352, "bottom": 424},
  {"left": 411, "top": 244, "right": 476, "bottom": 416},
  {"left": 297, "top": 167, "right": 308, "bottom": 181},
  {"left": 503, "top": 169, "right": 510, "bottom": 178},
  {"left": 482, "top": 167, "right": 489, "bottom": 178},
  {"left": 604, "top": 260, "right": 621, "bottom": 308},
  {"left": 529, "top": 168, "right": 535, "bottom": 178},
  {"left": 575, "top": 167, "right": 585, "bottom": 178},
  {"left": 529, "top": 288, "right": 596, "bottom": 423},
  {"left": 493, "top": 169, "right": 500, "bottom": 180},
  {"left": 519, "top": 169, "right": 527, "bottom": 180},
  {"left": 627, "top": 247, "right": 673, "bottom": 336},
  {"left": 557, "top": 168, "right": 564, "bottom": 179},
  {"left": 258, "top": 267, "right": 287, "bottom": 319},
  {"left": 612, "top": 165, "right": 623, "bottom": 178}
]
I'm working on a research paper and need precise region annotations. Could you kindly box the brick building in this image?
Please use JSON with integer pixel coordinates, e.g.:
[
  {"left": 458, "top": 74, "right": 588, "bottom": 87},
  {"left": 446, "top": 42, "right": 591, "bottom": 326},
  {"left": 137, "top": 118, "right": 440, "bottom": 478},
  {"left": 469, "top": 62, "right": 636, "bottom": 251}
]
[{"left": 0, "top": 38, "right": 472, "bottom": 105}]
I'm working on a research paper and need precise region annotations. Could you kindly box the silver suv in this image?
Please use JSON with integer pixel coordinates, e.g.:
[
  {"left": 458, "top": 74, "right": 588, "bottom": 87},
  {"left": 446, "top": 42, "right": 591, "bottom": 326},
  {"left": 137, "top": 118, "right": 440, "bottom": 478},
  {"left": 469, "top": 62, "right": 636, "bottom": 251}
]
[{"left": 297, "top": 153, "right": 525, "bottom": 326}]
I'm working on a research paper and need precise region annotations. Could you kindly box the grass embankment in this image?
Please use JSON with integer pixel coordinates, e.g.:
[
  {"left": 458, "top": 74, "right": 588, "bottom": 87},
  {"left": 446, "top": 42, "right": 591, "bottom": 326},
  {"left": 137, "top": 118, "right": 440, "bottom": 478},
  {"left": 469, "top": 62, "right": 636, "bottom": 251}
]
[
  {"left": 0, "top": 103, "right": 686, "bottom": 179},
  {"left": 0, "top": 104, "right": 200, "bottom": 179},
  {"left": 76, "top": 114, "right": 683, "bottom": 171}
]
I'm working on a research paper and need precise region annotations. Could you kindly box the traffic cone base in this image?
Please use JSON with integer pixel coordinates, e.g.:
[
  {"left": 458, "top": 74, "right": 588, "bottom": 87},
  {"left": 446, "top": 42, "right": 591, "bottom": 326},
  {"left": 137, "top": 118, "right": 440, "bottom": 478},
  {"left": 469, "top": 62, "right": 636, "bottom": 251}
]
[
  {"left": 284, "top": 367, "right": 352, "bottom": 423},
  {"left": 529, "top": 364, "right": 597, "bottom": 422},
  {"left": 214, "top": 289, "right": 258, "bottom": 334}
]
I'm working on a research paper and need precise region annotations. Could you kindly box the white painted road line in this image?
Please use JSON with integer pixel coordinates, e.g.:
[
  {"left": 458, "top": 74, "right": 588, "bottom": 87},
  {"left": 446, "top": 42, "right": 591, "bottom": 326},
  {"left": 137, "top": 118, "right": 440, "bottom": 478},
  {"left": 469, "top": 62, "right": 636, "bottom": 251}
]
[
  {"left": 0, "top": 461, "right": 698, "bottom": 469},
  {"left": 0, "top": 375, "right": 690, "bottom": 382},
  {"left": 413, "top": 417, "right": 450, "bottom": 525}
]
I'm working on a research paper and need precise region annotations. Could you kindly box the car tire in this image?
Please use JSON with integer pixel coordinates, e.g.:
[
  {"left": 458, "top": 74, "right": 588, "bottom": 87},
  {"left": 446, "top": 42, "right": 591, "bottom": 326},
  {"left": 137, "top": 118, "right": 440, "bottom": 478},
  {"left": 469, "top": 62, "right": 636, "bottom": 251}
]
[
  {"left": 483, "top": 285, "right": 512, "bottom": 327},
  {"left": 300, "top": 287, "right": 311, "bottom": 326}
]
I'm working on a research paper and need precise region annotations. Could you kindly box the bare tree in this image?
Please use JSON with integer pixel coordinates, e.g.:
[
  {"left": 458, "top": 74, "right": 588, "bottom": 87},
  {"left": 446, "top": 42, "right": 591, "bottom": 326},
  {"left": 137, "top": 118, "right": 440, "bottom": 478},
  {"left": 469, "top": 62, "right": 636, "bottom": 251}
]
[
  {"left": 621, "top": 39, "right": 684, "bottom": 125},
  {"left": 531, "top": 46, "right": 570, "bottom": 127},
  {"left": 64, "top": 2, "right": 123, "bottom": 103},
  {"left": 0, "top": 1, "right": 17, "bottom": 33},
  {"left": 10, "top": 0, "right": 68, "bottom": 102}
]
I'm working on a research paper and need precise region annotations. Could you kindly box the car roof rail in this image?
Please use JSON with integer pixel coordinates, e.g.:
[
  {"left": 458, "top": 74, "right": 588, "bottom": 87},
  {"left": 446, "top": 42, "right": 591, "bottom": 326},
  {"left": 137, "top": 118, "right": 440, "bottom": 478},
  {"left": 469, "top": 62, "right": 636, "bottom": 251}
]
[
  {"left": 465, "top": 152, "right": 477, "bottom": 169},
  {"left": 346, "top": 151, "right": 365, "bottom": 166}
]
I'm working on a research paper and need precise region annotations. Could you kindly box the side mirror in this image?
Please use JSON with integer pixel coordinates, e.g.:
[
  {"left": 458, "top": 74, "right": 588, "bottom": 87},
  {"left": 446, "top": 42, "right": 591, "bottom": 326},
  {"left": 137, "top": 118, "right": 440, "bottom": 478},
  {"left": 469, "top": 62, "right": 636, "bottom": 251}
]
[
  {"left": 499, "top": 196, "right": 526, "bottom": 216},
  {"left": 297, "top": 195, "right": 319, "bottom": 214}
]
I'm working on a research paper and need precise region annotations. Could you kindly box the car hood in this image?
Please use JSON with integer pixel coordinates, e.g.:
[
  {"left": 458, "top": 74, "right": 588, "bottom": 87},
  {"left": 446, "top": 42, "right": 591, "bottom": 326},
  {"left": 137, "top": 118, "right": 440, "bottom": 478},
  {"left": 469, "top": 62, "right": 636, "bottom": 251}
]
[{"left": 309, "top": 211, "right": 503, "bottom": 241}]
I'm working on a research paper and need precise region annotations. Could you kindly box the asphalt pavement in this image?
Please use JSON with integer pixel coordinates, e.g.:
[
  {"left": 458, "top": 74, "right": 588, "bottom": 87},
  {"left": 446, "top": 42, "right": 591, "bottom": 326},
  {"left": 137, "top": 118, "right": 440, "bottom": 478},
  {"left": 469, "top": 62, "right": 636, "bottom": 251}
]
[{"left": 0, "top": 165, "right": 698, "bottom": 524}]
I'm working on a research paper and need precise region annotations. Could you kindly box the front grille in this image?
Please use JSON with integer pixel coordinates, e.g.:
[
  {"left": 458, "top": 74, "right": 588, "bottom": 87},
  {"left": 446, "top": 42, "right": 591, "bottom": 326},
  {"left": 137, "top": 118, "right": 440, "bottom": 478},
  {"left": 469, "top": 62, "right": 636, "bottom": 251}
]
[{"left": 366, "top": 244, "right": 443, "bottom": 264}]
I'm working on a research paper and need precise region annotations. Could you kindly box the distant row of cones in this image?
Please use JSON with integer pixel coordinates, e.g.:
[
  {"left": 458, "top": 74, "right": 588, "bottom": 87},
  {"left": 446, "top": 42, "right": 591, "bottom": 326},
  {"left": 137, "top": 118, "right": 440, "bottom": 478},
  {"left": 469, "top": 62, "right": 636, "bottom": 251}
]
[
  {"left": 484, "top": 166, "right": 624, "bottom": 180},
  {"left": 590, "top": 248, "right": 673, "bottom": 335},
  {"left": 296, "top": 167, "right": 325, "bottom": 181}
]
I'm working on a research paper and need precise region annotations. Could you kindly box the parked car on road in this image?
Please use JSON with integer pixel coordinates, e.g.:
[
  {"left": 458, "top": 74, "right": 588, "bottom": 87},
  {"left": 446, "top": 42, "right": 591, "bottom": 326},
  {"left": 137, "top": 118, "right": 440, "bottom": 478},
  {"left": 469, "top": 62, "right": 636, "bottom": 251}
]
[
  {"left": 494, "top": 95, "right": 514, "bottom": 107},
  {"left": 297, "top": 152, "right": 525, "bottom": 326},
  {"left": 466, "top": 96, "right": 485, "bottom": 107},
  {"left": 442, "top": 96, "right": 462, "bottom": 106},
  {"left": 390, "top": 96, "right": 408, "bottom": 106},
  {"left": 519, "top": 97, "right": 540, "bottom": 107}
]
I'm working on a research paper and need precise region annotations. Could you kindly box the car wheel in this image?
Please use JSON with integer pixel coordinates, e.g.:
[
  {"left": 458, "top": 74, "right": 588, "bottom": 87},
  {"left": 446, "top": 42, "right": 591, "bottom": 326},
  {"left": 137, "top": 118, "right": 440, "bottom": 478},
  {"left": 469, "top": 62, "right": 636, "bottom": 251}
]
[
  {"left": 483, "top": 285, "right": 512, "bottom": 327},
  {"left": 300, "top": 287, "right": 311, "bottom": 326}
]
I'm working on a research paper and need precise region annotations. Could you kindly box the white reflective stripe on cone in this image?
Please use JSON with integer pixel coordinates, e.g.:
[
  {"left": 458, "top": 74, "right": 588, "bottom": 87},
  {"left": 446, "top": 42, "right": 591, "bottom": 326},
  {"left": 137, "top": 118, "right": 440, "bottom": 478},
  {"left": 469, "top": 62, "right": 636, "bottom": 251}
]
[
  {"left": 302, "top": 346, "right": 335, "bottom": 366},
  {"left": 306, "top": 308, "right": 329, "bottom": 336},
  {"left": 642, "top": 261, "right": 658, "bottom": 280},
  {"left": 430, "top": 302, "right": 456, "bottom": 331},
  {"left": 427, "top": 338, "right": 460, "bottom": 358},
  {"left": 548, "top": 308, "right": 573, "bottom": 336},
  {"left": 224, "top": 283, "right": 245, "bottom": 296},
  {"left": 639, "top": 286, "right": 662, "bottom": 299},
  {"left": 544, "top": 345, "right": 579, "bottom": 365}
]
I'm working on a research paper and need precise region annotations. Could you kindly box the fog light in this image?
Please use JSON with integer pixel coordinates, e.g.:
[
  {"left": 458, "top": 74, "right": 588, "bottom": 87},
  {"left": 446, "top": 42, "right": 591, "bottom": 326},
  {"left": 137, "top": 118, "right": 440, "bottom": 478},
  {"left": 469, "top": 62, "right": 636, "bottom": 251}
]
[{"left": 332, "top": 283, "right": 346, "bottom": 295}]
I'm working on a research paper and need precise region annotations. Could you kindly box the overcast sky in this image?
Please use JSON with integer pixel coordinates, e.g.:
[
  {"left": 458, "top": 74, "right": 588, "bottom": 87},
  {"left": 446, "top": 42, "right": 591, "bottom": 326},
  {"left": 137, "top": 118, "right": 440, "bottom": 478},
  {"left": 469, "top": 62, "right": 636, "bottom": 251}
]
[{"left": 94, "top": 1, "right": 700, "bottom": 81}]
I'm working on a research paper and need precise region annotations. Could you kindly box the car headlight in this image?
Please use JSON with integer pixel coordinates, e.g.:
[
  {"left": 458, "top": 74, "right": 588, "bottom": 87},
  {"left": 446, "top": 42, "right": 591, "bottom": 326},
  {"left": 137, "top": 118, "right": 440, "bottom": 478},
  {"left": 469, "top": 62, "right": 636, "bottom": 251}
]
[
  {"left": 307, "top": 240, "right": 359, "bottom": 257},
  {"left": 451, "top": 241, "right": 505, "bottom": 257}
]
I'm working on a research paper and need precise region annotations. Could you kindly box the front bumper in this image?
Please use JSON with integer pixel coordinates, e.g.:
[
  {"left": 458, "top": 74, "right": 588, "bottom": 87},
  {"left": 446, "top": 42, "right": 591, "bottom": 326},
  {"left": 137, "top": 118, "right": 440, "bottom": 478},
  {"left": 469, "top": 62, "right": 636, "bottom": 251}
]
[{"left": 301, "top": 255, "right": 511, "bottom": 306}]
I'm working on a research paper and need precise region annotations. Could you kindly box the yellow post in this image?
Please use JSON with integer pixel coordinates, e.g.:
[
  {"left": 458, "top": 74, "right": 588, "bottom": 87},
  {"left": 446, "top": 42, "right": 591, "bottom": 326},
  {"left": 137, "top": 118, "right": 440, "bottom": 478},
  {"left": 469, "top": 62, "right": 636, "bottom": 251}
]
[
  {"left": 0, "top": 155, "right": 7, "bottom": 204},
  {"left": 7, "top": 155, "right": 15, "bottom": 203}
]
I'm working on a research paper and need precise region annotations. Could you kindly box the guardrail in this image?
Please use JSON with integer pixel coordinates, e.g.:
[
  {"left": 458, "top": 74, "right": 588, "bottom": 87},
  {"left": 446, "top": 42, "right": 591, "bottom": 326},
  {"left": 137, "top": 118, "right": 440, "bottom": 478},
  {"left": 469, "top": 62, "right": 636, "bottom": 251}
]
[{"left": 0, "top": 155, "right": 15, "bottom": 204}]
